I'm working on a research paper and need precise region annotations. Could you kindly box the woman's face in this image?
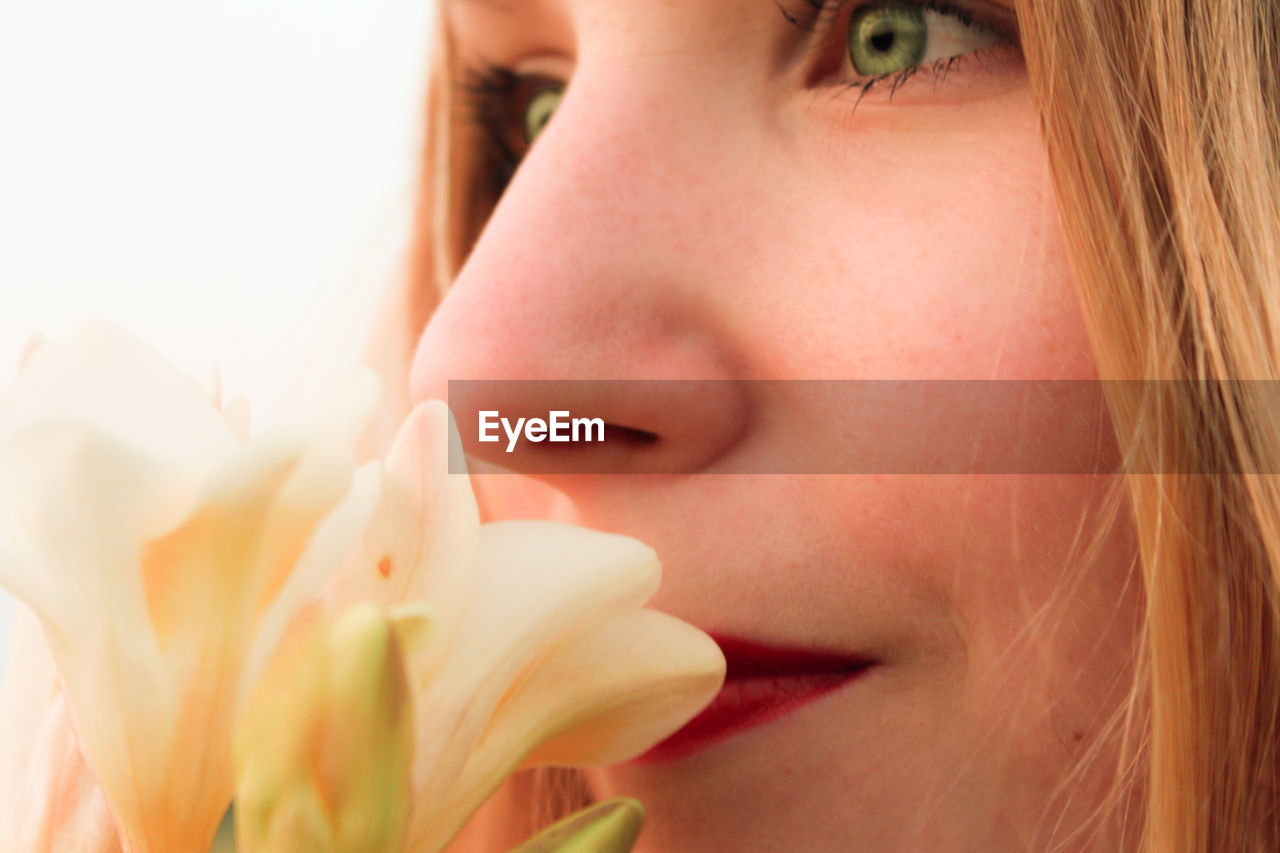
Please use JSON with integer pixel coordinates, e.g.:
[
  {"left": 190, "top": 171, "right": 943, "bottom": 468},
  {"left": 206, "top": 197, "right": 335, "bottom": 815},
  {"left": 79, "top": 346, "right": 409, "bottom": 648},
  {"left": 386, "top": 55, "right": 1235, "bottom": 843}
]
[{"left": 411, "top": 0, "right": 1141, "bottom": 849}]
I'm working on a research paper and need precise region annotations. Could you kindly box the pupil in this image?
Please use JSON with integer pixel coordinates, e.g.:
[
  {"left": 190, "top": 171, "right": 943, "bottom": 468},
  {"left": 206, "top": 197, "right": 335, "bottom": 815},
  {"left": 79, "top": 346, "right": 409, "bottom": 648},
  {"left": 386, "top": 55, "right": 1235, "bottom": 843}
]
[{"left": 870, "top": 29, "right": 897, "bottom": 54}]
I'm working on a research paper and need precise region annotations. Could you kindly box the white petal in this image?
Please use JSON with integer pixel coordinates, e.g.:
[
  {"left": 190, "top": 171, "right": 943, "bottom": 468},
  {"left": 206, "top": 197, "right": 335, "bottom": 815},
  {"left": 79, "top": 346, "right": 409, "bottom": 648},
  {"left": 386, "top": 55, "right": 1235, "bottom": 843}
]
[
  {"left": 0, "top": 608, "right": 123, "bottom": 853},
  {"left": 197, "top": 365, "right": 222, "bottom": 410},
  {"left": 223, "top": 396, "right": 251, "bottom": 443},
  {"left": 514, "top": 609, "right": 724, "bottom": 766},
  {"left": 0, "top": 320, "right": 237, "bottom": 477},
  {"left": 405, "top": 522, "right": 659, "bottom": 844},
  {"left": 331, "top": 401, "right": 479, "bottom": 679},
  {"left": 15, "top": 699, "right": 123, "bottom": 853},
  {"left": 239, "top": 367, "right": 381, "bottom": 657},
  {"left": 243, "top": 460, "right": 384, "bottom": 695},
  {"left": 416, "top": 609, "right": 723, "bottom": 852},
  {"left": 0, "top": 607, "right": 56, "bottom": 775},
  {"left": 241, "top": 428, "right": 359, "bottom": 620},
  {"left": 0, "top": 425, "right": 203, "bottom": 848},
  {"left": 0, "top": 421, "right": 189, "bottom": 640},
  {"left": 0, "top": 540, "right": 46, "bottom": 633}
]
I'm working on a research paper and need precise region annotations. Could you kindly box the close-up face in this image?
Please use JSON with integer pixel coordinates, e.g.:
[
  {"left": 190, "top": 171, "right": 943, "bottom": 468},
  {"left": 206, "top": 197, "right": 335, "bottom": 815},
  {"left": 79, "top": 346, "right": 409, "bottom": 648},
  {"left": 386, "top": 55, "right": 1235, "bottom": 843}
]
[{"left": 411, "top": 0, "right": 1143, "bottom": 849}]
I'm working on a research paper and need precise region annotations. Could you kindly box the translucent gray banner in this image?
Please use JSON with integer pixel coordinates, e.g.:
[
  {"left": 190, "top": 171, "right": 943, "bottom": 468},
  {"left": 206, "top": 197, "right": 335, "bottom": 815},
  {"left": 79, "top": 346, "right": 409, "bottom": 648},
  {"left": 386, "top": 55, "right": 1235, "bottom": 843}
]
[{"left": 445, "top": 380, "right": 1280, "bottom": 474}]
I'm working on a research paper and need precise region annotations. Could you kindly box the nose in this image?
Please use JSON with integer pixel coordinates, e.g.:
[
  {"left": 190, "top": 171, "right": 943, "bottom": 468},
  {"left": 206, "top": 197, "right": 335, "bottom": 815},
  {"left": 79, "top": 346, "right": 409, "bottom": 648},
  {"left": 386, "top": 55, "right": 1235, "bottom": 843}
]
[{"left": 409, "top": 67, "right": 751, "bottom": 479}]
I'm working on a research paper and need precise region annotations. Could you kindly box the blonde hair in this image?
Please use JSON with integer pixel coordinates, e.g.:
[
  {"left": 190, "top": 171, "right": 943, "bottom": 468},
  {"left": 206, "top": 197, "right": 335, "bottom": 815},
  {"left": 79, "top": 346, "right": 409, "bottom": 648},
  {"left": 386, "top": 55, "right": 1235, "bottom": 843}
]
[
  {"left": 367, "top": 0, "right": 1280, "bottom": 848},
  {"left": 1017, "top": 0, "right": 1280, "bottom": 847}
]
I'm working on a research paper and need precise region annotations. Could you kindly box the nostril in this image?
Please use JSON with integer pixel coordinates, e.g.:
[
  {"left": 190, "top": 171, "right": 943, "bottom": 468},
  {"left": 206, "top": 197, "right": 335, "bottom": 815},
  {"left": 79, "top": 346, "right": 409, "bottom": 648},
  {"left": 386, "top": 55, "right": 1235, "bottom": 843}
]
[
  {"left": 517, "top": 422, "right": 659, "bottom": 454},
  {"left": 449, "top": 389, "right": 744, "bottom": 476},
  {"left": 436, "top": 377, "right": 749, "bottom": 477},
  {"left": 606, "top": 424, "right": 660, "bottom": 448}
]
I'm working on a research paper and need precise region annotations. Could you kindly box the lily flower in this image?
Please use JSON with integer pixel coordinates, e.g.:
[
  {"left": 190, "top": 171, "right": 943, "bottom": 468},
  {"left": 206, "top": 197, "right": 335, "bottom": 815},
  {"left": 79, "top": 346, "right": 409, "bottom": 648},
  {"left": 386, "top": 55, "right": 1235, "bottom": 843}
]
[
  {"left": 243, "top": 400, "right": 727, "bottom": 851},
  {"left": 0, "top": 321, "right": 380, "bottom": 852},
  {"left": 0, "top": 321, "right": 725, "bottom": 853}
]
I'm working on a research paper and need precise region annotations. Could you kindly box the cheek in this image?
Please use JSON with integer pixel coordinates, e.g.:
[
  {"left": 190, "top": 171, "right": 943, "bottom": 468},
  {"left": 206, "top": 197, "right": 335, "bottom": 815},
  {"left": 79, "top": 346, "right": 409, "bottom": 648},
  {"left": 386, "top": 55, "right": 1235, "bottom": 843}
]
[
  {"left": 949, "top": 476, "right": 1141, "bottom": 808},
  {"left": 722, "top": 94, "right": 1093, "bottom": 383},
  {"left": 749, "top": 93, "right": 1140, "bottom": 784},
  {"left": 802, "top": 473, "right": 1140, "bottom": 817}
]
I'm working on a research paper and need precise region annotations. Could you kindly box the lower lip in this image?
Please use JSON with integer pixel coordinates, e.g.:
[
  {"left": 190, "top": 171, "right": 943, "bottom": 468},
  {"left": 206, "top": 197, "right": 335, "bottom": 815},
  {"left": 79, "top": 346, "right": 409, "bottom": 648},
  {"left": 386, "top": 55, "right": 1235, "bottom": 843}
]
[{"left": 634, "top": 639, "right": 873, "bottom": 764}]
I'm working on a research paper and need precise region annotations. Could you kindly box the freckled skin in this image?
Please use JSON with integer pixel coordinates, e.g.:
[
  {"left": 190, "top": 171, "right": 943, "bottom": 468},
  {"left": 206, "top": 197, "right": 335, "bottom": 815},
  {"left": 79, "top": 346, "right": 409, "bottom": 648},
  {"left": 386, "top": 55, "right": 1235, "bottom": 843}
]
[{"left": 413, "top": 1, "right": 1141, "bottom": 849}]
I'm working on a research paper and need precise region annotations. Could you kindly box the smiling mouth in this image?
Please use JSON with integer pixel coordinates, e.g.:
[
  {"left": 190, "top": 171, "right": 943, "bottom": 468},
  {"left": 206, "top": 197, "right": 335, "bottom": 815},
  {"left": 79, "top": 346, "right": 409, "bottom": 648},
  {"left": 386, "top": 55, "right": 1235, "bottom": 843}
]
[{"left": 634, "top": 634, "right": 875, "bottom": 764}]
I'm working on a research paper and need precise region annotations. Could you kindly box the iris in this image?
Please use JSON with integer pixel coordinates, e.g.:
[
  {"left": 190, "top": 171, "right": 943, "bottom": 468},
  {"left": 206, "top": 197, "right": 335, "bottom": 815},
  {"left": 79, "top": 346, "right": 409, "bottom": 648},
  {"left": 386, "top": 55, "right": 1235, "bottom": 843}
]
[
  {"left": 523, "top": 87, "right": 563, "bottom": 144},
  {"left": 848, "top": 5, "right": 928, "bottom": 76}
]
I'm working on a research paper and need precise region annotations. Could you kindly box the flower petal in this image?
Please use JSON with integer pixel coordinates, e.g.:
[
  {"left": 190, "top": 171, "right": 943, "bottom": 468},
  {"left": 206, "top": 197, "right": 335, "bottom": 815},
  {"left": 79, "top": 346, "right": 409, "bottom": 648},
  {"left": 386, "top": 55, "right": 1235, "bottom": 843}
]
[
  {"left": 417, "top": 610, "right": 723, "bottom": 851},
  {"left": 403, "top": 521, "right": 661, "bottom": 849},
  {"left": 11, "top": 695, "right": 123, "bottom": 853},
  {"left": 146, "top": 367, "right": 379, "bottom": 673},
  {"left": 0, "top": 420, "right": 187, "bottom": 643},
  {"left": 139, "top": 428, "right": 306, "bottom": 649},
  {"left": 243, "top": 460, "right": 383, "bottom": 694},
  {"left": 0, "top": 423, "right": 196, "bottom": 849},
  {"left": 0, "top": 608, "right": 121, "bottom": 853},
  {"left": 241, "top": 371, "right": 384, "bottom": 694},
  {"left": 511, "top": 609, "right": 725, "bottom": 767},
  {"left": 247, "top": 367, "right": 379, "bottom": 619},
  {"left": 0, "top": 320, "right": 237, "bottom": 478},
  {"left": 331, "top": 400, "right": 479, "bottom": 680},
  {"left": 223, "top": 396, "right": 251, "bottom": 443},
  {"left": 196, "top": 365, "right": 223, "bottom": 411}
]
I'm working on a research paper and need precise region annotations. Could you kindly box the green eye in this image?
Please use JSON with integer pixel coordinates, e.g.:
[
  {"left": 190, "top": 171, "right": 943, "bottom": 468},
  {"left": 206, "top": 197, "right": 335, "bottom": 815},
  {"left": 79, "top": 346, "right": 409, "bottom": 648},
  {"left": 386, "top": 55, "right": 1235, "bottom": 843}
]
[
  {"left": 523, "top": 87, "right": 563, "bottom": 144},
  {"left": 847, "top": 5, "right": 928, "bottom": 76}
]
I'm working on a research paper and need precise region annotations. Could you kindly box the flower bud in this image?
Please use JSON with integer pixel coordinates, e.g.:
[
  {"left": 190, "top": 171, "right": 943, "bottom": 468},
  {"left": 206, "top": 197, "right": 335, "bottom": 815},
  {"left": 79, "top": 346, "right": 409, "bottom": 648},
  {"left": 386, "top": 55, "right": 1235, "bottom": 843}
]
[
  {"left": 511, "top": 799, "right": 645, "bottom": 853},
  {"left": 235, "top": 602, "right": 418, "bottom": 853}
]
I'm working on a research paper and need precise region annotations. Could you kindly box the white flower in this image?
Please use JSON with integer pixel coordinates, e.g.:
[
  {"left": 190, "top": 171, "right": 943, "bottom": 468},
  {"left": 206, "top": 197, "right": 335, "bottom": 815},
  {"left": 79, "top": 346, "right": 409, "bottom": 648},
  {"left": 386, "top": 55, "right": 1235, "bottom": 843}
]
[
  {"left": 0, "top": 321, "right": 726, "bottom": 853},
  {"left": 237, "top": 400, "right": 725, "bottom": 851},
  {"left": 0, "top": 321, "right": 378, "bottom": 852}
]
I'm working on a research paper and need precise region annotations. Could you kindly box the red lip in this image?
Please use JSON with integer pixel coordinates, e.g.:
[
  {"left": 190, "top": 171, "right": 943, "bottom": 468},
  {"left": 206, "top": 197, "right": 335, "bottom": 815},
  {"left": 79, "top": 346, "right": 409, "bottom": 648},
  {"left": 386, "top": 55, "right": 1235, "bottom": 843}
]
[{"left": 635, "top": 635, "right": 874, "bottom": 764}]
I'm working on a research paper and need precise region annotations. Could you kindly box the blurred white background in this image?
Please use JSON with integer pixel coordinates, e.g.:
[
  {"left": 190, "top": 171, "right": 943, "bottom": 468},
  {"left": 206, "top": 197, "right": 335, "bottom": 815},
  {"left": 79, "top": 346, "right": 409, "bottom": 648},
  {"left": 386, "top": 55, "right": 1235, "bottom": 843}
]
[{"left": 0, "top": 0, "right": 433, "bottom": 673}]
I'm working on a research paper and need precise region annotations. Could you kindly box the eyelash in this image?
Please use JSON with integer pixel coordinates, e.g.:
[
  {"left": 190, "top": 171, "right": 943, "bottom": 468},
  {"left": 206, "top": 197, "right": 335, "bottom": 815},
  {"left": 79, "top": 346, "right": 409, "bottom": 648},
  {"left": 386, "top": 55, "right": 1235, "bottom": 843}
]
[
  {"left": 458, "top": 0, "right": 1018, "bottom": 195},
  {"left": 459, "top": 63, "right": 534, "bottom": 200}
]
